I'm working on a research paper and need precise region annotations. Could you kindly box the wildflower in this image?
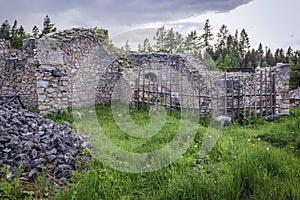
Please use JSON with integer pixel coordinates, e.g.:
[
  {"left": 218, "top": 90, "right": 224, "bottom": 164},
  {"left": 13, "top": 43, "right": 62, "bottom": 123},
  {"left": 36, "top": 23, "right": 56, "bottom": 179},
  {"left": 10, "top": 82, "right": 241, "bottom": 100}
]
[
  {"left": 194, "top": 144, "right": 198, "bottom": 148},
  {"left": 266, "top": 147, "right": 270, "bottom": 151},
  {"left": 248, "top": 139, "right": 251, "bottom": 142},
  {"left": 257, "top": 138, "right": 261, "bottom": 141}
]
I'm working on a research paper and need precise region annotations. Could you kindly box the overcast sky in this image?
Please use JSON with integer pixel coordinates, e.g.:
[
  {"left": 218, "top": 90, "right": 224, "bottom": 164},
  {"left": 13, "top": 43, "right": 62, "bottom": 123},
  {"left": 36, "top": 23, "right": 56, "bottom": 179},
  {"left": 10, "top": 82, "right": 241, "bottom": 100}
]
[{"left": 0, "top": 0, "right": 299, "bottom": 51}]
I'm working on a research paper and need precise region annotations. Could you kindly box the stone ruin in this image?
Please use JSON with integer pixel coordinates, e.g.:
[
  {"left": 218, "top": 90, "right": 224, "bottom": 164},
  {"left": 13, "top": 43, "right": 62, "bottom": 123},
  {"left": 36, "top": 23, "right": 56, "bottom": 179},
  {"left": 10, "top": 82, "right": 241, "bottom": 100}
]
[
  {"left": 0, "top": 28, "right": 292, "bottom": 184},
  {"left": 116, "top": 53, "right": 290, "bottom": 119},
  {"left": 0, "top": 28, "right": 291, "bottom": 118}
]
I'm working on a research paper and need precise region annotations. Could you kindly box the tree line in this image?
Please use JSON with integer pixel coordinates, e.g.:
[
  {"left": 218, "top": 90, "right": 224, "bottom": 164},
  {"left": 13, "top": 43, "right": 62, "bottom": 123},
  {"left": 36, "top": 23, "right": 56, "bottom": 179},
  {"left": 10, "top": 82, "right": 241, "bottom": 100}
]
[
  {"left": 130, "top": 19, "right": 300, "bottom": 90},
  {"left": 0, "top": 15, "right": 57, "bottom": 49}
]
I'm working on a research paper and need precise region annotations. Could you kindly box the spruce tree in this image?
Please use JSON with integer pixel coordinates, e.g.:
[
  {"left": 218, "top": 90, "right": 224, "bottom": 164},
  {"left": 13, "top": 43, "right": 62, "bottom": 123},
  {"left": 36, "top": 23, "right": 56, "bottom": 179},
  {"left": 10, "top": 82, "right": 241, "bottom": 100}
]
[
  {"left": 0, "top": 20, "right": 11, "bottom": 40},
  {"left": 200, "top": 19, "right": 214, "bottom": 53},
  {"left": 17, "top": 25, "right": 25, "bottom": 37},
  {"left": 40, "top": 15, "right": 57, "bottom": 36},
  {"left": 11, "top": 20, "right": 18, "bottom": 38},
  {"left": 215, "top": 24, "right": 229, "bottom": 52},
  {"left": 183, "top": 30, "right": 198, "bottom": 53},
  {"left": 265, "top": 48, "right": 274, "bottom": 66},
  {"left": 153, "top": 26, "right": 167, "bottom": 52},
  {"left": 32, "top": 25, "right": 39, "bottom": 38},
  {"left": 239, "top": 28, "right": 250, "bottom": 57},
  {"left": 143, "top": 38, "right": 152, "bottom": 52}
]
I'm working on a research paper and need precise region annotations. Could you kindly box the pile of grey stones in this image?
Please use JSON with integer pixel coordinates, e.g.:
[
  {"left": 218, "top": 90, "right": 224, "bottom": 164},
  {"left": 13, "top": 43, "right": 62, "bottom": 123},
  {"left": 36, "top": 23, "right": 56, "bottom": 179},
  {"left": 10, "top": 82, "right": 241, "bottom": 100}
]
[{"left": 0, "top": 96, "right": 91, "bottom": 186}]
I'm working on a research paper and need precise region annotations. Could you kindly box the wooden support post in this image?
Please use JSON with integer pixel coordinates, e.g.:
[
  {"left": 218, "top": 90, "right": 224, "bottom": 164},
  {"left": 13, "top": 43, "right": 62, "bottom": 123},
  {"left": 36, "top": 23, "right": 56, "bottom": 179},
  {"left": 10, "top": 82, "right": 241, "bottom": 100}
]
[
  {"left": 237, "top": 76, "right": 241, "bottom": 122},
  {"left": 224, "top": 72, "right": 228, "bottom": 116},
  {"left": 231, "top": 77, "right": 234, "bottom": 120},
  {"left": 260, "top": 70, "right": 263, "bottom": 117}
]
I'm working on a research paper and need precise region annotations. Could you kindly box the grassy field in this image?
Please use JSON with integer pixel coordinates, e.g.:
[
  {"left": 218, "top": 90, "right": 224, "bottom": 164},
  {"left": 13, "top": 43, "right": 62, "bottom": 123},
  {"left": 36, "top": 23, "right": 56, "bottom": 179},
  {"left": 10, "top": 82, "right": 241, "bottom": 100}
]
[{"left": 1, "top": 105, "right": 300, "bottom": 199}]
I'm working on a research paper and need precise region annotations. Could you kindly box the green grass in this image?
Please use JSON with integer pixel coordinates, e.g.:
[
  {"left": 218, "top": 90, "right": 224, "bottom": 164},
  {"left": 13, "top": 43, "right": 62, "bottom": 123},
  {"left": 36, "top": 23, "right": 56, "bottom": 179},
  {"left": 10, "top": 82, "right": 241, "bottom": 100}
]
[
  {"left": 54, "top": 106, "right": 300, "bottom": 200},
  {"left": 1, "top": 105, "right": 300, "bottom": 199}
]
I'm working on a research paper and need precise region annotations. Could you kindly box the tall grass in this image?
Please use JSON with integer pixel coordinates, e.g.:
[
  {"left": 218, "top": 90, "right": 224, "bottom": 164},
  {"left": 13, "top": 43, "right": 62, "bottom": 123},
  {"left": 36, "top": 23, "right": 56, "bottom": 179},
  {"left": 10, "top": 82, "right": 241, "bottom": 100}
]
[{"left": 53, "top": 106, "right": 300, "bottom": 200}]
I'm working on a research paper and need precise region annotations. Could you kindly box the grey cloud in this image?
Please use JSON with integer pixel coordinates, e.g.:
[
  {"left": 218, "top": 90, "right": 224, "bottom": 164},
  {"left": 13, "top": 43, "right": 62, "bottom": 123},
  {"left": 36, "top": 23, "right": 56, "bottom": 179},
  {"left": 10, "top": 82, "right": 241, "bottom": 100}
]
[
  {"left": 81, "top": 0, "right": 254, "bottom": 25},
  {"left": 1, "top": 0, "right": 253, "bottom": 29}
]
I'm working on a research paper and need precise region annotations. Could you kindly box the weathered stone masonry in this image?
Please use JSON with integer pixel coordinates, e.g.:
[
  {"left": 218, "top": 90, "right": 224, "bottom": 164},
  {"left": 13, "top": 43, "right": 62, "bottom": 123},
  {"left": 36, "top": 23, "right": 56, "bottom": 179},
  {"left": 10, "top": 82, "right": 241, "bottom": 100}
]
[
  {"left": 0, "top": 39, "right": 37, "bottom": 108},
  {"left": 0, "top": 28, "right": 291, "bottom": 117},
  {"left": 1, "top": 28, "right": 115, "bottom": 114},
  {"left": 120, "top": 53, "right": 290, "bottom": 117}
]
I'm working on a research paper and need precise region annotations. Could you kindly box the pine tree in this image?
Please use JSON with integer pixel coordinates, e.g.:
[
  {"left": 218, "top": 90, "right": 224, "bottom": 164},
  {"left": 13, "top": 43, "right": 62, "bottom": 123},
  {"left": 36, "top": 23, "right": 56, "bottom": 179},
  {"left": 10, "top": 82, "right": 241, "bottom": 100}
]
[
  {"left": 17, "top": 25, "right": 25, "bottom": 37},
  {"left": 244, "top": 50, "right": 253, "bottom": 68},
  {"left": 239, "top": 28, "right": 250, "bottom": 57},
  {"left": 279, "top": 48, "right": 285, "bottom": 63},
  {"left": 230, "top": 30, "right": 242, "bottom": 67},
  {"left": 215, "top": 24, "right": 229, "bottom": 51},
  {"left": 0, "top": 20, "right": 11, "bottom": 40},
  {"left": 274, "top": 48, "right": 281, "bottom": 63},
  {"left": 40, "top": 15, "right": 57, "bottom": 36},
  {"left": 250, "top": 49, "right": 259, "bottom": 67},
  {"left": 233, "top": 30, "right": 240, "bottom": 55},
  {"left": 165, "top": 28, "right": 175, "bottom": 53},
  {"left": 286, "top": 46, "right": 293, "bottom": 63},
  {"left": 274, "top": 48, "right": 286, "bottom": 64},
  {"left": 290, "top": 60, "right": 300, "bottom": 90},
  {"left": 265, "top": 48, "right": 274, "bottom": 66},
  {"left": 183, "top": 30, "right": 198, "bottom": 53},
  {"left": 153, "top": 26, "right": 167, "bottom": 52},
  {"left": 226, "top": 34, "right": 234, "bottom": 54},
  {"left": 124, "top": 40, "right": 131, "bottom": 53},
  {"left": 200, "top": 19, "right": 214, "bottom": 53},
  {"left": 143, "top": 38, "right": 152, "bottom": 52},
  {"left": 174, "top": 31, "right": 184, "bottom": 53},
  {"left": 32, "top": 25, "right": 39, "bottom": 38},
  {"left": 257, "top": 43, "right": 264, "bottom": 65},
  {"left": 138, "top": 43, "right": 143, "bottom": 52},
  {"left": 11, "top": 20, "right": 18, "bottom": 38}
]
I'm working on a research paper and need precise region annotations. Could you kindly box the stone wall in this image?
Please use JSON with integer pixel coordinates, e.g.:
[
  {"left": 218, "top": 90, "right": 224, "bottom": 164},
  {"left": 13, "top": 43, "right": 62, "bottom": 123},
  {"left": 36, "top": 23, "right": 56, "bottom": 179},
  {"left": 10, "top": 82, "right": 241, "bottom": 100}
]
[
  {"left": 0, "top": 28, "right": 291, "bottom": 118},
  {"left": 0, "top": 28, "right": 113, "bottom": 114},
  {"left": 0, "top": 39, "right": 37, "bottom": 108},
  {"left": 33, "top": 28, "right": 113, "bottom": 114},
  {"left": 122, "top": 53, "right": 290, "bottom": 118},
  {"left": 222, "top": 63, "right": 290, "bottom": 118},
  {"left": 113, "top": 53, "right": 213, "bottom": 115}
]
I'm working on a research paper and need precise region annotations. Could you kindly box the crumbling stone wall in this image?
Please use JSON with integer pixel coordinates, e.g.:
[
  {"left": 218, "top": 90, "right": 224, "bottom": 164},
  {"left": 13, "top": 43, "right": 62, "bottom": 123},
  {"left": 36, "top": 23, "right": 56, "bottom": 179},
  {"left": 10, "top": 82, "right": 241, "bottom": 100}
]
[
  {"left": 222, "top": 64, "right": 290, "bottom": 118},
  {"left": 113, "top": 53, "right": 213, "bottom": 115},
  {"left": 0, "top": 29, "right": 291, "bottom": 117},
  {"left": 120, "top": 53, "right": 290, "bottom": 117},
  {"left": 0, "top": 39, "right": 37, "bottom": 108},
  {"left": 33, "top": 28, "right": 113, "bottom": 114},
  {"left": 0, "top": 28, "right": 114, "bottom": 114}
]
